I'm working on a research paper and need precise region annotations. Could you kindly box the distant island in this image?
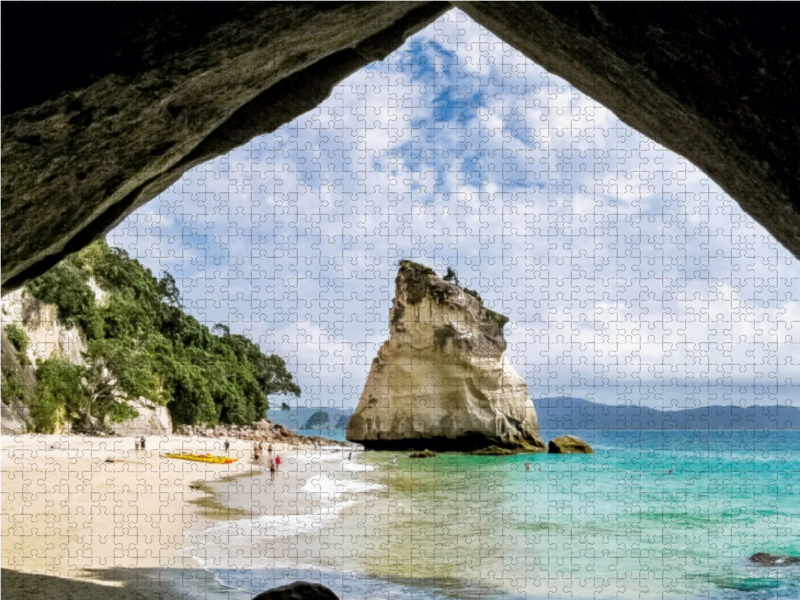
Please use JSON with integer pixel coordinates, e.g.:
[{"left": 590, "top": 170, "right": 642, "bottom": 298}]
[
  {"left": 534, "top": 397, "right": 800, "bottom": 430},
  {"left": 267, "top": 406, "right": 353, "bottom": 431}
]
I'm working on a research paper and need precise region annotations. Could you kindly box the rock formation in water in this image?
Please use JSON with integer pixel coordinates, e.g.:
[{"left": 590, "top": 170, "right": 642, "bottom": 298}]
[
  {"left": 409, "top": 449, "right": 437, "bottom": 458},
  {"left": 346, "top": 261, "right": 545, "bottom": 452},
  {"left": 548, "top": 435, "right": 594, "bottom": 454},
  {"left": 749, "top": 553, "right": 800, "bottom": 567},
  {"left": 253, "top": 581, "right": 339, "bottom": 600}
]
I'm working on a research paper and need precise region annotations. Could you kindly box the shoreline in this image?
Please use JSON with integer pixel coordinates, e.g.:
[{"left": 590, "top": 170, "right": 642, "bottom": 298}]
[
  {"left": 7, "top": 431, "right": 800, "bottom": 600},
  {"left": 1, "top": 433, "right": 353, "bottom": 599}
]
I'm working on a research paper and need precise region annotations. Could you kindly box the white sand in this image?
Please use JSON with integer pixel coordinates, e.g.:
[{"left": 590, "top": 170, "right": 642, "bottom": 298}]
[{"left": 1, "top": 433, "right": 348, "bottom": 598}]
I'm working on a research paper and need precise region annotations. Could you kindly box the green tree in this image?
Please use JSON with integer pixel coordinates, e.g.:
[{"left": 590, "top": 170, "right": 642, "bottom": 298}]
[
  {"left": 24, "top": 239, "right": 301, "bottom": 431},
  {"left": 30, "top": 357, "right": 83, "bottom": 433},
  {"left": 78, "top": 340, "right": 162, "bottom": 425},
  {"left": 24, "top": 255, "right": 104, "bottom": 339}
]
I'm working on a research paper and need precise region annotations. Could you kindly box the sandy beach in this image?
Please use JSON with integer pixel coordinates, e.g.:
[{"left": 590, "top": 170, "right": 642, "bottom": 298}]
[{"left": 1, "top": 433, "right": 347, "bottom": 599}]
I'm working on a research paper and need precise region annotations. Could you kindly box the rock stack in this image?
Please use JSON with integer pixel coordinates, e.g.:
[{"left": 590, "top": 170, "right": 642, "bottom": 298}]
[{"left": 347, "top": 261, "right": 545, "bottom": 452}]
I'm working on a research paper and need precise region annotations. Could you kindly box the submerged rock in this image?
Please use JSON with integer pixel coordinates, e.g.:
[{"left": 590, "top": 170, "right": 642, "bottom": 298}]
[
  {"left": 472, "top": 445, "right": 516, "bottom": 456},
  {"left": 749, "top": 553, "right": 800, "bottom": 567},
  {"left": 346, "top": 261, "right": 545, "bottom": 452},
  {"left": 548, "top": 435, "right": 594, "bottom": 454},
  {"left": 409, "top": 449, "right": 437, "bottom": 458},
  {"left": 253, "top": 582, "right": 339, "bottom": 600}
]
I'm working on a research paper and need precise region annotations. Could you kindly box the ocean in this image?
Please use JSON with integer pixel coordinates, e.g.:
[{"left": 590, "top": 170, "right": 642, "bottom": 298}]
[{"left": 185, "top": 430, "right": 800, "bottom": 600}]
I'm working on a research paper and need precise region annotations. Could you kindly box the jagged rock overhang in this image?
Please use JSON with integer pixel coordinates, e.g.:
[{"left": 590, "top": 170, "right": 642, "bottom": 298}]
[{"left": 3, "top": 3, "right": 799, "bottom": 293}]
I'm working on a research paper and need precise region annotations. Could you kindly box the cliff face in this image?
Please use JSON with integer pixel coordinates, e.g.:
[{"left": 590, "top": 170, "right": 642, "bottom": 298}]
[
  {"left": 347, "top": 262, "right": 545, "bottom": 452},
  {"left": 1, "top": 327, "right": 35, "bottom": 434},
  {"left": 0, "top": 287, "right": 172, "bottom": 435},
  {"left": 1, "top": 288, "right": 87, "bottom": 434}
]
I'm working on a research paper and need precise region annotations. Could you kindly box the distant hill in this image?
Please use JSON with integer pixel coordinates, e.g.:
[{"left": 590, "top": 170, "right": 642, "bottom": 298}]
[
  {"left": 268, "top": 406, "right": 353, "bottom": 431},
  {"left": 533, "top": 397, "right": 800, "bottom": 430},
  {"left": 267, "top": 399, "right": 800, "bottom": 433}
]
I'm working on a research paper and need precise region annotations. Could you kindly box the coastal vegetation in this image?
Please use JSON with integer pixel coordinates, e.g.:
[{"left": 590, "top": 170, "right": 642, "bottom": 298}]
[
  {"left": 14, "top": 240, "right": 300, "bottom": 432},
  {"left": 5, "top": 323, "right": 31, "bottom": 364}
]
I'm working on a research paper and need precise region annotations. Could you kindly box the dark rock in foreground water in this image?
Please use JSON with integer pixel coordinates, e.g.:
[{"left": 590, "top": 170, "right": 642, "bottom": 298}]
[
  {"left": 548, "top": 435, "right": 594, "bottom": 454},
  {"left": 254, "top": 581, "right": 339, "bottom": 600},
  {"left": 749, "top": 553, "right": 800, "bottom": 567}
]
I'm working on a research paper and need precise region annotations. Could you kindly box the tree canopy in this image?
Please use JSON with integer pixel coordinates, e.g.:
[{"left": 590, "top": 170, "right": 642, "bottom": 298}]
[{"left": 24, "top": 240, "right": 300, "bottom": 431}]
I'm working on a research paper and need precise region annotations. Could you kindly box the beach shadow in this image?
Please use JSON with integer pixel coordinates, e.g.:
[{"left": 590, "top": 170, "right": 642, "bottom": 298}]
[{"left": 1, "top": 567, "right": 247, "bottom": 600}]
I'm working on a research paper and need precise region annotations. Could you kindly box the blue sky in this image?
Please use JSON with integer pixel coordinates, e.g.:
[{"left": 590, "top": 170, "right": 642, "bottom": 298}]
[{"left": 109, "top": 9, "right": 800, "bottom": 410}]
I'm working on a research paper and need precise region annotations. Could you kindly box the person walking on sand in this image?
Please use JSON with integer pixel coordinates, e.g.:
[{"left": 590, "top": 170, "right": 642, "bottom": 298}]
[{"left": 268, "top": 456, "right": 276, "bottom": 481}]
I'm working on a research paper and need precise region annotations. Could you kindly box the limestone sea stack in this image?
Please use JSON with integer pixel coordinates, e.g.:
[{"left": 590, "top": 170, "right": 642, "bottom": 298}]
[{"left": 346, "top": 261, "right": 546, "bottom": 452}]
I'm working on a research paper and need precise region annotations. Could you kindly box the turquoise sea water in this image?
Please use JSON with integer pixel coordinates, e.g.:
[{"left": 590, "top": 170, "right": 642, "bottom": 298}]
[{"left": 190, "top": 430, "right": 800, "bottom": 600}]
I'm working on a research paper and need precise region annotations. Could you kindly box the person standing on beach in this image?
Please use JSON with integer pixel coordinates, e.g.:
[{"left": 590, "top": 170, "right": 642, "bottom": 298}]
[
  {"left": 348, "top": 451, "right": 352, "bottom": 461},
  {"left": 140, "top": 436, "right": 146, "bottom": 451},
  {"left": 268, "top": 456, "right": 276, "bottom": 481},
  {"left": 275, "top": 455, "right": 282, "bottom": 472},
  {"left": 268, "top": 443, "right": 273, "bottom": 457},
  {"left": 135, "top": 439, "right": 140, "bottom": 452},
  {"left": 224, "top": 440, "right": 230, "bottom": 454}
]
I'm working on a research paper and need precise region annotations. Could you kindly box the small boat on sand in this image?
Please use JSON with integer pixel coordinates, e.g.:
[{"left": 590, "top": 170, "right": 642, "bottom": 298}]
[{"left": 165, "top": 453, "right": 237, "bottom": 464}]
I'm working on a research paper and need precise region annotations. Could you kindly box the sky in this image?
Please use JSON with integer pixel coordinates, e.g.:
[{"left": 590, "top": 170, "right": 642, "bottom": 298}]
[{"left": 108, "top": 9, "right": 800, "bottom": 411}]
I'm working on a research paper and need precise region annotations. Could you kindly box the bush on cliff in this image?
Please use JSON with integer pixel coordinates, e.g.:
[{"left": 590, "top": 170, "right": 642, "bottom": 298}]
[
  {"left": 24, "top": 239, "right": 300, "bottom": 430},
  {"left": 5, "top": 323, "right": 31, "bottom": 365}
]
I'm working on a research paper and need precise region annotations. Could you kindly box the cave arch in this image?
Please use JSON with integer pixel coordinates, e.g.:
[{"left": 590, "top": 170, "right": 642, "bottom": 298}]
[{"left": 2, "top": 2, "right": 798, "bottom": 293}]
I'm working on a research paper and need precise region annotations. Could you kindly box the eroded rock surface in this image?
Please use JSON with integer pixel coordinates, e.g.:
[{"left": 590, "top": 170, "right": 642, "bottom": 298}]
[
  {"left": 4, "top": 5, "right": 798, "bottom": 295},
  {"left": 346, "top": 261, "right": 545, "bottom": 452},
  {"left": 1, "top": 2, "right": 450, "bottom": 293}
]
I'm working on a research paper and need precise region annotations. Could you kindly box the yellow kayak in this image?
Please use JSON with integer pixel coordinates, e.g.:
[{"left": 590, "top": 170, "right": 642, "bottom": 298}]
[{"left": 165, "top": 453, "right": 237, "bottom": 464}]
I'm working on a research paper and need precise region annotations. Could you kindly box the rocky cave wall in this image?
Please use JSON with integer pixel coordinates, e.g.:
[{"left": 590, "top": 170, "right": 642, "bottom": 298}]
[{"left": 2, "top": 3, "right": 799, "bottom": 293}]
